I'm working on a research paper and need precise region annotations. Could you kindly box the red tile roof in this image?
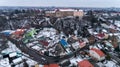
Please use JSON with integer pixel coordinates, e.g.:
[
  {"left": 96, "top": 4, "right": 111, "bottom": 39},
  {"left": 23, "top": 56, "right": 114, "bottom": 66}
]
[
  {"left": 13, "top": 29, "right": 24, "bottom": 35},
  {"left": 44, "top": 65, "right": 49, "bottom": 67},
  {"left": 39, "top": 40, "right": 49, "bottom": 46},
  {"left": 44, "top": 64, "right": 59, "bottom": 67},
  {"left": 49, "top": 64, "right": 59, "bottom": 67},
  {"left": 91, "top": 48, "right": 105, "bottom": 57},
  {"left": 78, "top": 60, "right": 94, "bottom": 67}
]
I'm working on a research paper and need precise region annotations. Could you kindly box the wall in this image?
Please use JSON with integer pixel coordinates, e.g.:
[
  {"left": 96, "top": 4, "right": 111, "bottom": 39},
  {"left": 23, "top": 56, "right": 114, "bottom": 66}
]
[{"left": 73, "top": 11, "right": 84, "bottom": 17}]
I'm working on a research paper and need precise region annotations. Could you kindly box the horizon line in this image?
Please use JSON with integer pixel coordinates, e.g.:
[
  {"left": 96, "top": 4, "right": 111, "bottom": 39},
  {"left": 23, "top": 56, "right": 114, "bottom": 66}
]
[{"left": 0, "top": 6, "right": 120, "bottom": 8}]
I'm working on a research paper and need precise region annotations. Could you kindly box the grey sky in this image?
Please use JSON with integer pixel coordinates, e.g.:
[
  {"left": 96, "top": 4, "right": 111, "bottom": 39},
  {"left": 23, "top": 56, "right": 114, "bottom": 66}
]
[{"left": 0, "top": 0, "right": 120, "bottom": 7}]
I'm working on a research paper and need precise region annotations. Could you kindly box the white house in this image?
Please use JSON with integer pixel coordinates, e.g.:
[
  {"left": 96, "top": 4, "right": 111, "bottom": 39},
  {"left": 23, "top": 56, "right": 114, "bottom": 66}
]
[{"left": 89, "top": 48, "right": 105, "bottom": 61}]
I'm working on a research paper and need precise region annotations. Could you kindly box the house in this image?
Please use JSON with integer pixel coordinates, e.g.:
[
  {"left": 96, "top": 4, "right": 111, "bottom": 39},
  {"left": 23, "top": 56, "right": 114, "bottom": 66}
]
[
  {"left": 2, "top": 52, "right": 23, "bottom": 65},
  {"left": 12, "top": 29, "right": 25, "bottom": 35},
  {"left": 45, "top": 9, "right": 84, "bottom": 17},
  {"left": 71, "top": 39, "right": 87, "bottom": 50},
  {"left": 43, "top": 64, "right": 59, "bottom": 67},
  {"left": 49, "top": 64, "right": 59, "bottom": 67},
  {"left": 1, "top": 30, "right": 15, "bottom": 36},
  {"left": 96, "top": 32, "right": 109, "bottom": 39},
  {"left": 79, "top": 40, "right": 86, "bottom": 48},
  {"left": 72, "top": 42, "right": 80, "bottom": 50},
  {"left": 39, "top": 40, "right": 49, "bottom": 46},
  {"left": 96, "top": 33, "right": 105, "bottom": 39},
  {"left": 60, "top": 39, "right": 68, "bottom": 47},
  {"left": 104, "top": 41, "right": 113, "bottom": 47},
  {"left": 87, "top": 35, "right": 95, "bottom": 44},
  {"left": 67, "top": 35, "right": 78, "bottom": 44},
  {"left": 114, "top": 20, "right": 120, "bottom": 27},
  {"left": 12, "top": 29, "right": 25, "bottom": 38},
  {"left": 56, "top": 9, "right": 84, "bottom": 17},
  {"left": 55, "top": 43, "right": 65, "bottom": 56},
  {"left": 69, "top": 57, "right": 82, "bottom": 66},
  {"left": 24, "top": 28, "right": 37, "bottom": 38},
  {"left": 0, "top": 58, "right": 11, "bottom": 67},
  {"left": 104, "top": 33, "right": 109, "bottom": 39},
  {"left": 89, "top": 48, "right": 105, "bottom": 61},
  {"left": 45, "top": 11, "right": 56, "bottom": 17},
  {"left": 78, "top": 60, "right": 94, "bottom": 67}
]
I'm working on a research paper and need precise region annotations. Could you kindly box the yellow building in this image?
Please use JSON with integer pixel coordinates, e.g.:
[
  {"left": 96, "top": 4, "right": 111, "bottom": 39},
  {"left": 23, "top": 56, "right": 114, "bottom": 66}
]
[{"left": 45, "top": 9, "right": 84, "bottom": 17}]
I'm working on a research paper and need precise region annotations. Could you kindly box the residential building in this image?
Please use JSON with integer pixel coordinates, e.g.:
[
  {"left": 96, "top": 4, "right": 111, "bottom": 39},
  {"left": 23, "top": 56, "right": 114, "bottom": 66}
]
[
  {"left": 89, "top": 48, "right": 105, "bottom": 61},
  {"left": 45, "top": 9, "right": 84, "bottom": 17},
  {"left": 78, "top": 60, "right": 94, "bottom": 67}
]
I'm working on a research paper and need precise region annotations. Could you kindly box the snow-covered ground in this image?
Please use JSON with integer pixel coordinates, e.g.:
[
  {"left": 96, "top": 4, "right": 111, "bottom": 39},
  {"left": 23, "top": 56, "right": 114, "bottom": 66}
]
[{"left": 0, "top": 41, "right": 37, "bottom": 67}]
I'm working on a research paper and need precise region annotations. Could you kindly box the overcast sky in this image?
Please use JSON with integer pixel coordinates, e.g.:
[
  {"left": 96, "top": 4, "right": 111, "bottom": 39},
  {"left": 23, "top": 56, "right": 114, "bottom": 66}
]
[{"left": 0, "top": 0, "right": 120, "bottom": 7}]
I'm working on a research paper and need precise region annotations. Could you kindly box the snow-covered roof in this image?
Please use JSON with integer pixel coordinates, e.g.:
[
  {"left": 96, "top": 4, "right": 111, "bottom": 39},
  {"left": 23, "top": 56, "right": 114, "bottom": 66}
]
[
  {"left": 90, "top": 48, "right": 105, "bottom": 57},
  {"left": 55, "top": 9, "right": 83, "bottom": 12}
]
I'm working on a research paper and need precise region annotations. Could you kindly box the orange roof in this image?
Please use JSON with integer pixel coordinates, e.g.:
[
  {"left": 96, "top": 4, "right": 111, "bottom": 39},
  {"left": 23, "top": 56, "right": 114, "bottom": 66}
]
[
  {"left": 13, "top": 29, "right": 24, "bottom": 35},
  {"left": 78, "top": 60, "right": 94, "bottom": 67},
  {"left": 91, "top": 48, "right": 105, "bottom": 57},
  {"left": 49, "top": 64, "right": 59, "bottom": 67},
  {"left": 44, "top": 64, "right": 59, "bottom": 67},
  {"left": 44, "top": 65, "right": 49, "bottom": 67}
]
